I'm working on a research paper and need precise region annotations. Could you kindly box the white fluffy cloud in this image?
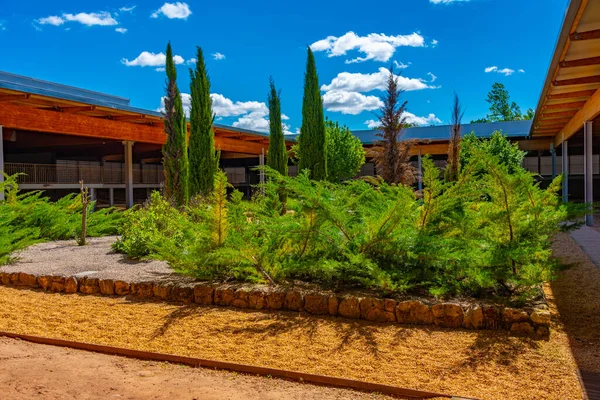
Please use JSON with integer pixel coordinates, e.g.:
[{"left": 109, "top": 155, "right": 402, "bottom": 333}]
[
  {"left": 122, "top": 51, "right": 184, "bottom": 67},
  {"left": 37, "top": 11, "right": 118, "bottom": 27},
  {"left": 119, "top": 5, "right": 136, "bottom": 12},
  {"left": 393, "top": 61, "right": 411, "bottom": 69},
  {"left": 321, "top": 67, "right": 437, "bottom": 93},
  {"left": 210, "top": 94, "right": 268, "bottom": 117},
  {"left": 322, "top": 91, "right": 382, "bottom": 115},
  {"left": 115, "top": 27, "right": 127, "bottom": 33},
  {"left": 365, "top": 112, "right": 441, "bottom": 128},
  {"left": 430, "top": 0, "right": 470, "bottom": 4},
  {"left": 310, "top": 31, "right": 425, "bottom": 63},
  {"left": 212, "top": 52, "right": 226, "bottom": 60},
  {"left": 151, "top": 2, "right": 191, "bottom": 19},
  {"left": 484, "top": 66, "right": 523, "bottom": 76}
]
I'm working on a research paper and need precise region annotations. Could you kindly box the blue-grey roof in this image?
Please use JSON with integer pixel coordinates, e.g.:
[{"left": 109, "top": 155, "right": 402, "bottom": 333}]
[{"left": 351, "top": 120, "right": 533, "bottom": 145}]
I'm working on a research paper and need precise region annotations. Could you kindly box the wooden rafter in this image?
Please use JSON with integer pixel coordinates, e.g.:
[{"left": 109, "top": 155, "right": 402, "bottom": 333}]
[
  {"left": 0, "top": 93, "right": 29, "bottom": 102},
  {"left": 539, "top": 118, "right": 571, "bottom": 125},
  {"left": 543, "top": 101, "right": 587, "bottom": 110},
  {"left": 541, "top": 110, "right": 578, "bottom": 118},
  {"left": 570, "top": 28, "right": 600, "bottom": 41},
  {"left": 535, "top": 124, "right": 566, "bottom": 131},
  {"left": 107, "top": 114, "right": 146, "bottom": 122},
  {"left": 548, "top": 89, "right": 597, "bottom": 99},
  {"left": 40, "top": 105, "right": 96, "bottom": 113},
  {"left": 553, "top": 75, "right": 600, "bottom": 86},
  {"left": 560, "top": 56, "right": 600, "bottom": 68}
]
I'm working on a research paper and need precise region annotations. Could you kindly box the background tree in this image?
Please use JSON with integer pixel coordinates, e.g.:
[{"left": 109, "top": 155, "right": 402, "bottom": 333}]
[
  {"left": 371, "top": 66, "right": 416, "bottom": 185},
  {"left": 471, "top": 82, "right": 534, "bottom": 123},
  {"left": 162, "top": 41, "right": 189, "bottom": 206},
  {"left": 297, "top": 47, "right": 327, "bottom": 180},
  {"left": 267, "top": 77, "right": 288, "bottom": 176},
  {"left": 445, "top": 92, "right": 465, "bottom": 182},
  {"left": 325, "top": 119, "right": 365, "bottom": 182},
  {"left": 461, "top": 130, "right": 525, "bottom": 174},
  {"left": 189, "top": 46, "right": 219, "bottom": 197}
]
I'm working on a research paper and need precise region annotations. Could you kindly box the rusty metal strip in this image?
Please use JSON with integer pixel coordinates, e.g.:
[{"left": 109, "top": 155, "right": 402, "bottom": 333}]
[{"left": 0, "top": 330, "right": 468, "bottom": 399}]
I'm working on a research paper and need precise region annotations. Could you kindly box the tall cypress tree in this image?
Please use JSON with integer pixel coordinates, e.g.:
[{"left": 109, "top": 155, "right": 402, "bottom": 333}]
[
  {"left": 162, "top": 41, "right": 189, "bottom": 206},
  {"left": 298, "top": 47, "right": 327, "bottom": 180},
  {"left": 267, "top": 77, "right": 287, "bottom": 176},
  {"left": 189, "top": 46, "right": 219, "bottom": 197}
]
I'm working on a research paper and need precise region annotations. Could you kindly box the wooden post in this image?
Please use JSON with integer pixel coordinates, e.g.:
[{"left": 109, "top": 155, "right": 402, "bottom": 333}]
[
  {"left": 109, "top": 188, "right": 114, "bottom": 207},
  {"left": 123, "top": 141, "right": 134, "bottom": 209},
  {"left": 0, "top": 125, "right": 4, "bottom": 201},
  {"left": 550, "top": 143, "right": 557, "bottom": 179},
  {"left": 584, "top": 121, "right": 594, "bottom": 226},
  {"left": 562, "top": 137, "right": 569, "bottom": 203},
  {"left": 417, "top": 149, "right": 422, "bottom": 192}
]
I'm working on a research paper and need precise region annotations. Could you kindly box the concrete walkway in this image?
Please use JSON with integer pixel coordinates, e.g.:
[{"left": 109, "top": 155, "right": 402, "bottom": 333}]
[{"left": 570, "top": 226, "right": 600, "bottom": 268}]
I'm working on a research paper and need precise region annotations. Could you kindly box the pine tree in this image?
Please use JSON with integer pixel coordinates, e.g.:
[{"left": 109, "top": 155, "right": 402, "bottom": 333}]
[
  {"left": 371, "top": 66, "right": 416, "bottom": 185},
  {"left": 189, "top": 46, "right": 219, "bottom": 197},
  {"left": 445, "top": 92, "right": 464, "bottom": 182},
  {"left": 267, "top": 77, "right": 288, "bottom": 176},
  {"left": 298, "top": 47, "right": 327, "bottom": 181},
  {"left": 162, "top": 41, "right": 189, "bottom": 206}
]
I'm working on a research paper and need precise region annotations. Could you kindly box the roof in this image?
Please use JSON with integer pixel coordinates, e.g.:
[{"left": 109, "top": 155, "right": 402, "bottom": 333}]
[
  {"left": 531, "top": 0, "right": 600, "bottom": 143},
  {"left": 349, "top": 120, "right": 533, "bottom": 145}
]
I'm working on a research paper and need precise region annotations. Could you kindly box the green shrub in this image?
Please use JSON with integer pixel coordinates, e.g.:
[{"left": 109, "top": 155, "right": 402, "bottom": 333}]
[{"left": 0, "top": 173, "right": 122, "bottom": 264}]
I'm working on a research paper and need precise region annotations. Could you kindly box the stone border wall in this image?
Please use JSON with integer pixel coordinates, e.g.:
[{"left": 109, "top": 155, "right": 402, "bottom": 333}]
[{"left": 0, "top": 272, "right": 551, "bottom": 337}]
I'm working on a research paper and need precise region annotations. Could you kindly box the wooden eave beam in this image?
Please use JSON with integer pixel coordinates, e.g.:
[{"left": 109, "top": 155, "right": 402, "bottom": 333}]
[
  {"left": 0, "top": 93, "right": 30, "bottom": 102},
  {"left": 107, "top": 114, "right": 147, "bottom": 122},
  {"left": 535, "top": 124, "right": 566, "bottom": 131},
  {"left": 560, "top": 56, "right": 600, "bottom": 68},
  {"left": 541, "top": 110, "right": 578, "bottom": 118},
  {"left": 543, "top": 101, "right": 587, "bottom": 110},
  {"left": 553, "top": 75, "right": 600, "bottom": 86},
  {"left": 570, "top": 29, "right": 600, "bottom": 41},
  {"left": 539, "top": 117, "right": 571, "bottom": 125},
  {"left": 554, "top": 87, "right": 600, "bottom": 147},
  {"left": 548, "top": 89, "right": 597, "bottom": 99}
]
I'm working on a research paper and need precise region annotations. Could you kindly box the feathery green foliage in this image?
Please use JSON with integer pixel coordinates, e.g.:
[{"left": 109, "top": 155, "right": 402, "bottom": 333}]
[
  {"left": 115, "top": 133, "right": 580, "bottom": 301},
  {"left": 162, "top": 41, "right": 189, "bottom": 206},
  {"left": 1, "top": 174, "right": 122, "bottom": 264},
  {"left": 297, "top": 47, "right": 327, "bottom": 181},
  {"left": 325, "top": 119, "right": 365, "bottom": 182},
  {"left": 267, "top": 77, "right": 288, "bottom": 176},
  {"left": 461, "top": 130, "right": 525, "bottom": 174},
  {"left": 189, "top": 46, "right": 219, "bottom": 197}
]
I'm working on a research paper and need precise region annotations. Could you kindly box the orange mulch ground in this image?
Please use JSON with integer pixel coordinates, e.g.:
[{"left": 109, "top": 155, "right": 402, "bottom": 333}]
[{"left": 0, "top": 265, "right": 584, "bottom": 400}]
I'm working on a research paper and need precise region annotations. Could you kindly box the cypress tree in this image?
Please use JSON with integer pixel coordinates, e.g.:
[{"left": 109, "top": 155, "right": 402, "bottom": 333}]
[
  {"left": 298, "top": 47, "right": 327, "bottom": 180},
  {"left": 162, "top": 41, "right": 189, "bottom": 206},
  {"left": 189, "top": 46, "right": 219, "bottom": 197},
  {"left": 267, "top": 77, "right": 288, "bottom": 176}
]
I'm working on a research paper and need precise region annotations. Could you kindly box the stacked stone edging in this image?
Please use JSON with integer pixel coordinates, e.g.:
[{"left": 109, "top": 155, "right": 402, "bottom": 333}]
[{"left": 0, "top": 271, "right": 551, "bottom": 337}]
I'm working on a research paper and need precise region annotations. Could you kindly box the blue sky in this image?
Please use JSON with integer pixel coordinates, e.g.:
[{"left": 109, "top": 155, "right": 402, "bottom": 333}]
[{"left": 1, "top": 0, "right": 568, "bottom": 133}]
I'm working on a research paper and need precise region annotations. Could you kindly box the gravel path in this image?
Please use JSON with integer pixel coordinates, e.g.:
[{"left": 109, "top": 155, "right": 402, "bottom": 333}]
[{"left": 0, "top": 237, "right": 194, "bottom": 284}]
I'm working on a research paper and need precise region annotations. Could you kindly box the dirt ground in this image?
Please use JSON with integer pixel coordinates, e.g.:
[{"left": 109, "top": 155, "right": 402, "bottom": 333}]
[{"left": 0, "top": 337, "right": 397, "bottom": 400}]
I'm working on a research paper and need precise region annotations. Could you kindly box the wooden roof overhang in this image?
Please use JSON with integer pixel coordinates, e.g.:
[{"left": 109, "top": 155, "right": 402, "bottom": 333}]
[
  {"left": 0, "top": 86, "right": 293, "bottom": 156},
  {"left": 531, "top": 0, "right": 600, "bottom": 146}
]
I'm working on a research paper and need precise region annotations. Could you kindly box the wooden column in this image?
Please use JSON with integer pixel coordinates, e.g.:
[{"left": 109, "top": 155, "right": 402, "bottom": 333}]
[
  {"left": 123, "top": 141, "right": 134, "bottom": 209},
  {"left": 584, "top": 121, "right": 594, "bottom": 226},
  {"left": 550, "top": 143, "right": 557, "bottom": 179},
  {"left": 417, "top": 149, "right": 423, "bottom": 192},
  {"left": 0, "top": 125, "right": 4, "bottom": 201},
  {"left": 109, "top": 188, "right": 114, "bottom": 207},
  {"left": 562, "top": 138, "right": 569, "bottom": 203}
]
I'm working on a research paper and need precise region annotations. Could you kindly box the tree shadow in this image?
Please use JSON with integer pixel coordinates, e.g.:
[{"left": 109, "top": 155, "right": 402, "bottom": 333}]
[{"left": 150, "top": 304, "right": 205, "bottom": 339}]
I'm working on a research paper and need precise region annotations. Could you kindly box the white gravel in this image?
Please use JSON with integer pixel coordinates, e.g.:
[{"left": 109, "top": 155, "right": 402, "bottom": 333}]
[{"left": 0, "top": 236, "right": 195, "bottom": 283}]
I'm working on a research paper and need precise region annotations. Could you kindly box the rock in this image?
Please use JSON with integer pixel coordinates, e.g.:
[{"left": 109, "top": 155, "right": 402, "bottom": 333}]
[
  {"left": 170, "top": 285, "right": 194, "bottom": 303},
  {"left": 462, "top": 304, "right": 484, "bottom": 329},
  {"left": 328, "top": 296, "right": 340, "bottom": 316},
  {"left": 304, "top": 294, "right": 329, "bottom": 315},
  {"left": 131, "top": 282, "right": 153, "bottom": 298},
  {"left": 64, "top": 277, "right": 78, "bottom": 294},
  {"left": 79, "top": 278, "right": 100, "bottom": 295},
  {"left": 214, "top": 286, "right": 235, "bottom": 306},
  {"left": 502, "top": 307, "right": 529, "bottom": 328},
  {"left": 482, "top": 305, "right": 501, "bottom": 330},
  {"left": 265, "top": 290, "right": 285, "bottom": 310},
  {"left": 284, "top": 290, "right": 304, "bottom": 311},
  {"left": 19, "top": 273, "right": 38, "bottom": 287},
  {"left": 338, "top": 297, "right": 360, "bottom": 319},
  {"left": 511, "top": 322, "right": 534, "bottom": 335},
  {"left": 153, "top": 283, "right": 172, "bottom": 300},
  {"left": 0, "top": 273, "right": 11, "bottom": 285},
  {"left": 9, "top": 272, "right": 20, "bottom": 285},
  {"left": 396, "top": 300, "right": 434, "bottom": 325},
  {"left": 37, "top": 276, "right": 52, "bottom": 290},
  {"left": 99, "top": 279, "right": 115, "bottom": 296},
  {"left": 193, "top": 284, "right": 214, "bottom": 305},
  {"left": 50, "top": 276, "right": 66, "bottom": 293},
  {"left": 114, "top": 281, "right": 130, "bottom": 296},
  {"left": 530, "top": 309, "right": 551, "bottom": 325},
  {"left": 432, "top": 303, "right": 464, "bottom": 328},
  {"left": 535, "top": 325, "right": 550, "bottom": 338},
  {"left": 248, "top": 290, "right": 266, "bottom": 310},
  {"left": 232, "top": 289, "right": 250, "bottom": 309},
  {"left": 359, "top": 298, "right": 396, "bottom": 323}
]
